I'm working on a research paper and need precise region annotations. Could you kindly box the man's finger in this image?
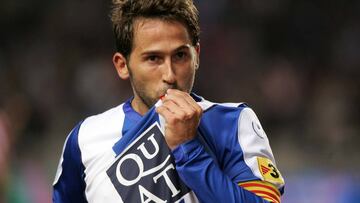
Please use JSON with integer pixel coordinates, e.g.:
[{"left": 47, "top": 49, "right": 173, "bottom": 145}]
[
  {"left": 161, "top": 100, "right": 189, "bottom": 119},
  {"left": 166, "top": 89, "right": 202, "bottom": 116},
  {"left": 164, "top": 90, "right": 196, "bottom": 111}
]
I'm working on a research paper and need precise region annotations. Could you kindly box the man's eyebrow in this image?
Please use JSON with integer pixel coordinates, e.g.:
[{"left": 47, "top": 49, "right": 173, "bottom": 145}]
[
  {"left": 173, "top": 44, "right": 191, "bottom": 52},
  {"left": 141, "top": 50, "right": 162, "bottom": 56},
  {"left": 141, "top": 44, "right": 192, "bottom": 56}
]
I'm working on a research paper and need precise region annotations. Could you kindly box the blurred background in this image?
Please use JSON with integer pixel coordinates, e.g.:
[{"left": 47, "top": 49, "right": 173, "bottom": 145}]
[{"left": 1, "top": 0, "right": 359, "bottom": 202}]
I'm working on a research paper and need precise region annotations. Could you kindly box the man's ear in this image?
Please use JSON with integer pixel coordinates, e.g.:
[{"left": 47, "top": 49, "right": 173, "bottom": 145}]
[
  {"left": 113, "top": 52, "right": 130, "bottom": 80},
  {"left": 195, "top": 43, "right": 200, "bottom": 70}
]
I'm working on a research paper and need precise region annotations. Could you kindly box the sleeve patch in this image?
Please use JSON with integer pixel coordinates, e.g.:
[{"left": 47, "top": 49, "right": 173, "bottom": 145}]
[{"left": 257, "top": 157, "right": 284, "bottom": 186}]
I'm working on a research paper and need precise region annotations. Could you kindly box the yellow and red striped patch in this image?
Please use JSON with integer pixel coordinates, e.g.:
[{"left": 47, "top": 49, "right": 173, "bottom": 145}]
[{"left": 239, "top": 180, "right": 281, "bottom": 203}]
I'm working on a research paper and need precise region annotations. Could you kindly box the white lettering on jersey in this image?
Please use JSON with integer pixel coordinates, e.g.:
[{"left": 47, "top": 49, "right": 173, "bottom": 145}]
[
  {"left": 153, "top": 164, "right": 181, "bottom": 197},
  {"left": 139, "top": 185, "right": 167, "bottom": 203}
]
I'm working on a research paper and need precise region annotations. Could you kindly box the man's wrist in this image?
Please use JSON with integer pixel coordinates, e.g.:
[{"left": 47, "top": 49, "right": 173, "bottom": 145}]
[{"left": 171, "top": 138, "right": 203, "bottom": 164}]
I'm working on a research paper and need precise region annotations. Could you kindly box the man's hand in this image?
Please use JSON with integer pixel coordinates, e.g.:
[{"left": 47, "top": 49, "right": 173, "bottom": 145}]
[{"left": 156, "top": 89, "right": 203, "bottom": 150}]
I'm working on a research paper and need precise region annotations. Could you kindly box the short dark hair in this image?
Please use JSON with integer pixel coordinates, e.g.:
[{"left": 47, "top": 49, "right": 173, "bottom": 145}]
[{"left": 110, "top": 0, "right": 200, "bottom": 58}]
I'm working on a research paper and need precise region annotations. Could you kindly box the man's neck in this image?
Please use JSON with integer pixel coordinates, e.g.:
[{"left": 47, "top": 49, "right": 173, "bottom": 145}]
[{"left": 131, "top": 97, "right": 150, "bottom": 116}]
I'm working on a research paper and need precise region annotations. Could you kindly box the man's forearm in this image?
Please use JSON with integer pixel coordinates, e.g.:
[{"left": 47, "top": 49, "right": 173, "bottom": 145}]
[{"left": 172, "top": 138, "right": 270, "bottom": 203}]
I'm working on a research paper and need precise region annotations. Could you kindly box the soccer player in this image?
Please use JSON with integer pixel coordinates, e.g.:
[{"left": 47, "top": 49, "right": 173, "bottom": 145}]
[{"left": 53, "top": 0, "right": 285, "bottom": 202}]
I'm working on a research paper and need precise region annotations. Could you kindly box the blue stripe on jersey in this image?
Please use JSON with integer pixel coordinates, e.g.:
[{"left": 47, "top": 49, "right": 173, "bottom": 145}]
[
  {"left": 122, "top": 99, "right": 142, "bottom": 137},
  {"left": 112, "top": 106, "right": 159, "bottom": 156},
  {"left": 123, "top": 98, "right": 142, "bottom": 123},
  {"left": 53, "top": 122, "right": 87, "bottom": 203}
]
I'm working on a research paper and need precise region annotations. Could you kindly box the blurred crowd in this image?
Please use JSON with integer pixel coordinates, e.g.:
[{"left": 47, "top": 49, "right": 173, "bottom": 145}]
[{"left": 1, "top": 0, "right": 359, "bottom": 202}]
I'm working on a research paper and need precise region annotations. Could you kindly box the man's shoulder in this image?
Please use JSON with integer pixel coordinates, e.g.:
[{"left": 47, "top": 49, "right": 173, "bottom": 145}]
[
  {"left": 198, "top": 97, "right": 248, "bottom": 113},
  {"left": 78, "top": 103, "right": 126, "bottom": 137},
  {"left": 84, "top": 103, "right": 125, "bottom": 123}
]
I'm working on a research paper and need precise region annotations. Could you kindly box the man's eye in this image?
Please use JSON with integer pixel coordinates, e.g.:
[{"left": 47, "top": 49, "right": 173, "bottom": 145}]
[
  {"left": 147, "top": 55, "right": 159, "bottom": 62},
  {"left": 176, "top": 52, "right": 186, "bottom": 59},
  {"left": 173, "top": 51, "right": 188, "bottom": 61}
]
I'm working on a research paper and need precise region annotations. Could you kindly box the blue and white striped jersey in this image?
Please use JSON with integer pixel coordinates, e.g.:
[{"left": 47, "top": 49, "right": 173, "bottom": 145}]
[{"left": 53, "top": 94, "right": 284, "bottom": 203}]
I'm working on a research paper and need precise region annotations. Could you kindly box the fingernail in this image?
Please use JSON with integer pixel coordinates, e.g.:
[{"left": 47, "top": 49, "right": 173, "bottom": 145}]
[{"left": 160, "top": 95, "right": 165, "bottom": 100}]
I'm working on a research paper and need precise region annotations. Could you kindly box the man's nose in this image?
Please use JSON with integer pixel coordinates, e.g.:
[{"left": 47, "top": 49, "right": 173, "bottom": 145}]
[{"left": 162, "top": 59, "right": 176, "bottom": 84}]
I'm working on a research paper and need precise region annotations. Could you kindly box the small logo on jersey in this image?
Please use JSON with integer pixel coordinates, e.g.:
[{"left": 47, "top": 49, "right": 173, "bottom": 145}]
[
  {"left": 107, "top": 123, "right": 190, "bottom": 202},
  {"left": 252, "top": 121, "right": 265, "bottom": 139},
  {"left": 260, "top": 165, "right": 270, "bottom": 175},
  {"left": 257, "top": 157, "right": 284, "bottom": 186}
]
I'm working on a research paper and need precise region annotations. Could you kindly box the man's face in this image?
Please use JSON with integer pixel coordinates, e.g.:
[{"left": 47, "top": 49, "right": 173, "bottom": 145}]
[{"left": 127, "top": 18, "right": 200, "bottom": 110}]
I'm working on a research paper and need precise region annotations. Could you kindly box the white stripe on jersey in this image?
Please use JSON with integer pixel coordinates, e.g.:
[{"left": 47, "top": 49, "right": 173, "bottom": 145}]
[
  {"left": 78, "top": 104, "right": 126, "bottom": 202},
  {"left": 237, "top": 107, "right": 279, "bottom": 185}
]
